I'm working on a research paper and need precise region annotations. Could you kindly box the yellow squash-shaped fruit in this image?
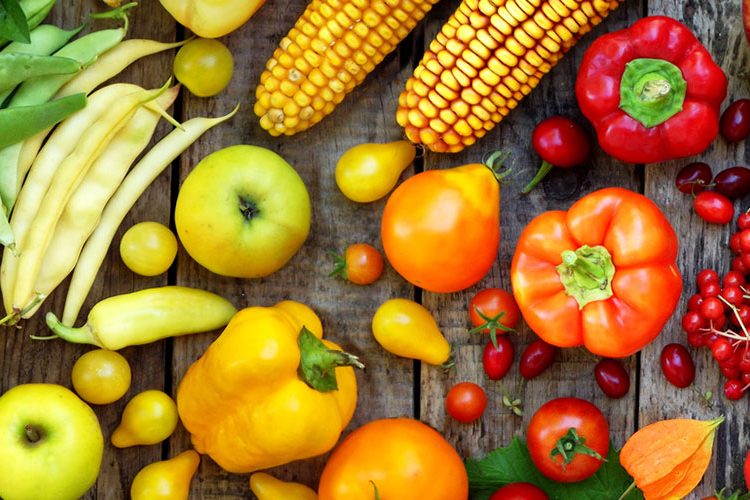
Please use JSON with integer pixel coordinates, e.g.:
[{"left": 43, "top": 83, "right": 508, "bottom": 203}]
[
  {"left": 250, "top": 472, "right": 318, "bottom": 500},
  {"left": 176, "top": 301, "right": 363, "bottom": 473},
  {"left": 130, "top": 450, "right": 200, "bottom": 500},
  {"left": 372, "top": 298, "right": 451, "bottom": 365},
  {"left": 335, "top": 141, "right": 416, "bottom": 203},
  {"left": 111, "top": 390, "right": 178, "bottom": 448},
  {"left": 158, "top": 0, "right": 264, "bottom": 38}
]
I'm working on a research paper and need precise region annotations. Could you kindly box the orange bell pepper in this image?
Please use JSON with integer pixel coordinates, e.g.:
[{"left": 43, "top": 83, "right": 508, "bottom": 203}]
[{"left": 510, "top": 187, "right": 682, "bottom": 358}]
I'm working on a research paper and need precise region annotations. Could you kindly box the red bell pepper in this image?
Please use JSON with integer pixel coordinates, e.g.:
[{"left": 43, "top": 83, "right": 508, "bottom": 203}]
[{"left": 576, "top": 16, "right": 727, "bottom": 164}]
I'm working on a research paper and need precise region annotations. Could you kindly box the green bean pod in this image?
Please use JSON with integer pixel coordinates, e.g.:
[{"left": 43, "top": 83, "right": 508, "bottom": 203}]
[
  {"left": 45, "top": 286, "right": 238, "bottom": 350},
  {"left": 0, "top": 54, "right": 80, "bottom": 93},
  {"left": 9, "top": 28, "right": 127, "bottom": 107},
  {"left": 0, "top": 93, "right": 86, "bottom": 150}
]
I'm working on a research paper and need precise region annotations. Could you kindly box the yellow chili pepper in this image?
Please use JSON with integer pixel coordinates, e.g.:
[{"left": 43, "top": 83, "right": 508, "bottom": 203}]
[
  {"left": 176, "top": 301, "right": 363, "bottom": 473},
  {"left": 250, "top": 472, "right": 318, "bottom": 500},
  {"left": 158, "top": 0, "right": 264, "bottom": 38},
  {"left": 43, "top": 285, "right": 237, "bottom": 350}
]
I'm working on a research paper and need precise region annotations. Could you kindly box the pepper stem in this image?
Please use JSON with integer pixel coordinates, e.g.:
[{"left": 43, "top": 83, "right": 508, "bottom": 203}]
[
  {"left": 619, "top": 58, "right": 687, "bottom": 128},
  {"left": 557, "top": 245, "right": 615, "bottom": 309},
  {"left": 298, "top": 327, "right": 364, "bottom": 392},
  {"left": 522, "top": 160, "right": 554, "bottom": 194},
  {"left": 43, "top": 312, "right": 102, "bottom": 347},
  {"left": 482, "top": 150, "right": 513, "bottom": 183},
  {"left": 550, "top": 427, "right": 606, "bottom": 466}
]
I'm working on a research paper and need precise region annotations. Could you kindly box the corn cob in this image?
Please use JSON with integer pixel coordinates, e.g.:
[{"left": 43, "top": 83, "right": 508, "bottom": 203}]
[
  {"left": 255, "top": 0, "right": 439, "bottom": 136},
  {"left": 397, "top": 0, "right": 622, "bottom": 153}
]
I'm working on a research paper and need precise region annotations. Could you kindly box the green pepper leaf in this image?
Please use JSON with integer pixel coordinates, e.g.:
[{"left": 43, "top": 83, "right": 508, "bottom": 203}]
[
  {"left": 0, "top": 0, "right": 30, "bottom": 44},
  {"left": 466, "top": 437, "right": 644, "bottom": 500}
]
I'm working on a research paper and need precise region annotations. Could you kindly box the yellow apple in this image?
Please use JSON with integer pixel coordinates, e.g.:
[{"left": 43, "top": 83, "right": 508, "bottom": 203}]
[
  {"left": 175, "top": 145, "right": 311, "bottom": 278},
  {"left": 0, "top": 383, "right": 104, "bottom": 500}
]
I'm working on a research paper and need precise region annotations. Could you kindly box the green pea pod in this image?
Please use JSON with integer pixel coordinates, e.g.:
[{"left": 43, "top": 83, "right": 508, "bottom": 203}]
[
  {"left": 0, "top": 54, "right": 80, "bottom": 93},
  {"left": 44, "top": 286, "right": 238, "bottom": 350},
  {"left": 0, "top": 93, "right": 86, "bottom": 150},
  {"left": 9, "top": 28, "right": 127, "bottom": 107}
]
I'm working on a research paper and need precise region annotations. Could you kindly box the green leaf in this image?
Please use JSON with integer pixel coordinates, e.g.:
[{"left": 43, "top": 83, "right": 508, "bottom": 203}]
[
  {"left": 0, "top": 0, "right": 30, "bottom": 44},
  {"left": 466, "top": 437, "right": 644, "bottom": 500}
]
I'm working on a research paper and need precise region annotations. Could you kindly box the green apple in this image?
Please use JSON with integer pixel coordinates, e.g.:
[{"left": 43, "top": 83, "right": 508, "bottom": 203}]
[
  {"left": 175, "top": 144, "right": 311, "bottom": 278},
  {"left": 0, "top": 383, "right": 104, "bottom": 500}
]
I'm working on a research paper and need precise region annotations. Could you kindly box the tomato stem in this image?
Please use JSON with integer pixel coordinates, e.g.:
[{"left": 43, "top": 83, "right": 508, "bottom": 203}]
[
  {"left": 550, "top": 427, "right": 606, "bottom": 466},
  {"left": 521, "top": 160, "right": 554, "bottom": 194},
  {"left": 468, "top": 305, "right": 515, "bottom": 349}
]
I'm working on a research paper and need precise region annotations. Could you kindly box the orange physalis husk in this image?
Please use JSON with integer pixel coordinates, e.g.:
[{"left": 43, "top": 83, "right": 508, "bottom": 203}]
[{"left": 619, "top": 416, "right": 724, "bottom": 500}]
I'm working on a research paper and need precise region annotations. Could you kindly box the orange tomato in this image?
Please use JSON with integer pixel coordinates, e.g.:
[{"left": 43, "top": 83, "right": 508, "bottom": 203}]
[
  {"left": 380, "top": 163, "right": 501, "bottom": 293},
  {"left": 318, "top": 418, "right": 468, "bottom": 500}
]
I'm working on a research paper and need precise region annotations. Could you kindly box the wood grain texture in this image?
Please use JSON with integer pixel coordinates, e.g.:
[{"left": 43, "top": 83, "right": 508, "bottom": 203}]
[
  {"left": 642, "top": 0, "right": 750, "bottom": 496},
  {"left": 418, "top": 0, "right": 645, "bottom": 463}
]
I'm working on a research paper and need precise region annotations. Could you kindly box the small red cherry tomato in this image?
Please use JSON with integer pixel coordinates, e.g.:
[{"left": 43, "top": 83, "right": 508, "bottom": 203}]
[
  {"left": 489, "top": 482, "right": 549, "bottom": 500},
  {"left": 330, "top": 243, "right": 384, "bottom": 285},
  {"left": 593, "top": 359, "right": 630, "bottom": 399},
  {"left": 469, "top": 288, "right": 520, "bottom": 346},
  {"left": 445, "top": 382, "right": 487, "bottom": 424},
  {"left": 693, "top": 191, "right": 734, "bottom": 225},
  {"left": 527, "top": 397, "right": 609, "bottom": 483},
  {"left": 519, "top": 339, "right": 557, "bottom": 379},
  {"left": 660, "top": 343, "right": 695, "bottom": 388},
  {"left": 523, "top": 116, "right": 591, "bottom": 193},
  {"left": 482, "top": 337, "right": 514, "bottom": 381}
]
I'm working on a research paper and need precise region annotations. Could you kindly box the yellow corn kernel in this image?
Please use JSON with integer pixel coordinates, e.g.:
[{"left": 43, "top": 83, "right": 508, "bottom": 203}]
[
  {"left": 487, "top": 57, "right": 510, "bottom": 77},
  {"left": 497, "top": 6, "right": 519, "bottom": 28},
  {"left": 452, "top": 66, "right": 472, "bottom": 87},
  {"left": 419, "top": 68, "right": 439, "bottom": 87},
  {"left": 457, "top": 24, "right": 476, "bottom": 43},
  {"left": 480, "top": 96, "right": 497, "bottom": 113},
  {"left": 412, "top": 79, "right": 431, "bottom": 97},
  {"left": 479, "top": 67, "right": 501, "bottom": 86},
  {"left": 541, "top": 3, "right": 560, "bottom": 22},
  {"left": 490, "top": 14, "right": 514, "bottom": 35},
  {"left": 572, "top": 9, "right": 589, "bottom": 25},
  {"left": 563, "top": 16, "right": 581, "bottom": 33},
  {"left": 465, "top": 43, "right": 488, "bottom": 65},
  {"left": 437, "top": 49, "right": 457, "bottom": 68},
  {"left": 522, "top": 19, "right": 544, "bottom": 39},
  {"left": 456, "top": 58, "right": 478, "bottom": 79},
  {"left": 407, "top": 109, "right": 428, "bottom": 128},
  {"left": 540, "top": 35, "right": 561, "bottom": 53},
  {"left": 561, "top": 0, "right": 579, "bottom": 9},
  {"left": 478, "top": 0, "right": 496, "bottom": 15},
  {"left": 451, "top": 99, "right": 470, "bottom": 117},
  {"left": 279, "top": 80, "right": 298, "bottom": 97},
  {"left": 549, "top": 0, "right": 571, "bottom": 17},
  {"left": 505, "top": 36, "right": 526, "bottom": 56},
  {"left": 495, "top": 47, "right": 518, "bottom": 67},
  {"left": 418, "top": 98, "right": 439, "bottom": 118},
  {"left": 440, "top": 108, "right": 458, "bottom": 125},
  {"left": 533, "top": 11, "right": 553, "bottom": 29},
  {"left": 477, "top": 28, "right": 501, "bottom": 50},
  {"left": 466, "top": 114, "right": 484, "bottom": 131},
  {"left": 293, "top": 91, "right": 312, "bottom": 108},
  {"left": 461, "top": 87, "right": 482, "bottom": 105},
  {"left": 436, "top": 82, "right": 459, "bottom": 101},
  {"left": 440, "top": 69, "right": 460, "bottom": 91},
  {"left": 505, "top": 0, "right": 526, "bottom": 22},
  {"left": 554, "top": 24, "right": 574, "bottom": 42},
  {"left": 428, "top": 89, "right": 449, "bottom": 109},
  {"left": 454, "top": 119, "right": 472, "bottom": 136},
  {"left": 471, "top": 78, "right": 492, "bottom": 97},
  {"left": 429, "top": 118, "right": 449, "bottom": 133},
  {"left": 514, "top": 27, "right": 536, "bottom": 48}
]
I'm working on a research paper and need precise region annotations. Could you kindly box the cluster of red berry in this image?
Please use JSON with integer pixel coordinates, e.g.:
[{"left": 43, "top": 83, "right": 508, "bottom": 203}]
[{"left": 681, "top": 211, "right": 750, "bottom": 400}]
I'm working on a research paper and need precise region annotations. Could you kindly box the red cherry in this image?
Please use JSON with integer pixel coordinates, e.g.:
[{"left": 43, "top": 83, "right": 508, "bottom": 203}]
[
  {"left": 712, "top": 338, "right": 734, "bottom": 362},
  {"left": 700, "top": 282, "right": 722, "bottom": 299},
  {"left": 724, "top": 271, "right": 747, "bottom": 288},
  {"left": 697, "top": 269, "right": 721, "bottom": 289},
  {"left": 739, "top": 211, "right": 750, "bottom": 229},
  {"left": 722, "top": 365, "right": 742, "bottom": 380},
  {"left": 724, "top": 379, "right": 745, "bottom": 400},
  {"left": 682, "top": 311, "right": 706, "bottom": 334},
  {"left": 722, "top": 286, "right": 745, "bottom": 307},
  {"left": 687, "top": 331, "right": 705, "bottom": 348}
]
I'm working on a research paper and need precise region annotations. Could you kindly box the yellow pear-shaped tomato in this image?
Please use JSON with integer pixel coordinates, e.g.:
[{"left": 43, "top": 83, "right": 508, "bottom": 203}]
[
  {"left": 250, "top": 472, "right": 318, "bottom": 500},
  {"left": 381, "top": 162, "right": 502, "bottom": 293},
  {"left": 335, "top": 141, "right": 416, "bottom": 203},
  {"left": 158, "top": 0, "right": 264, "bottom": 38},
  {"left": 111, "top": 390, "right": 178, "bottom": 447},
  {"left": 372, "top": 298, "right": 451, "bottom": 365},
  {"left": 131, "top": 450, "right": 200, "bottom": 500}
]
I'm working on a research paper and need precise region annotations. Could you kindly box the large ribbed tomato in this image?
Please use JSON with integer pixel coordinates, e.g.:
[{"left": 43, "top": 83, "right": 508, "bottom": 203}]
[{"left": 380, "top": 163, "right": 502, "bottom": 293}]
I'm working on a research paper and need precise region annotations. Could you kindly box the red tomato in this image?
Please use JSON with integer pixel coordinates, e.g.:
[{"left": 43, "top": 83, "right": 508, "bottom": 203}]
[
  {"left": 489, "top": 482, "right": 549, "bottom": 500},
  {"left": 527, "top": 398, "right": 610, "bottom": 483},
  {"left": 482, "top": 337, "right": 514, "bottom": 381},
  {"left": 331, "top": 243, "right": 384, "bottom": 285},
  {"left": 445, "top": 382, "right": 487, "bottom": 423},
  {"left": 381, "top": 163, "right": 500, "bottom": 293},
  {"left": 469, "top": 288, "right": 520, "bottom": 342},
  {"left": 693, "top": 191, "right": 734, "bottom": 225}
]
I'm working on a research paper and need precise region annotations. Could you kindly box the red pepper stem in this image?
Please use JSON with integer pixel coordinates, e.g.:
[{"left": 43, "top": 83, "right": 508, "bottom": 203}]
[
  {"left": 619, "top": 58, "right": 687, "bottom": 128},
  {"left": 557, "top": 245, "right": 615, "bottom": 309},
  {"left": 521, "top": 160, "right": 554, "bottom": 194}
]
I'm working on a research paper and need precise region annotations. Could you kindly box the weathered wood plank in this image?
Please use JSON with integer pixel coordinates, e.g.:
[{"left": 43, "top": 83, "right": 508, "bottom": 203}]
[
  {"left": 168, "top": 0, "right": 418, "bottom": 497},
  {"left": 0, "top": 2, "right": 178, "bottom": 499},
  {"left": 642, "top": 0, "right": 750, "bottom": 495},
  {"left": 418, "top": 0, "right": 644, "bottom": 467}
]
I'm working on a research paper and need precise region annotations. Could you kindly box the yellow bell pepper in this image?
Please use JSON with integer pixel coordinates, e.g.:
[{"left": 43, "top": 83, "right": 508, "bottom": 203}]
[
  {"left": 175, "top": 301, "right": 363, "bottom": 473},
  {"left": 157, "top": 0, "right": 264, "bottom": 38},
  {"left": 250, "top": 472, "right": 318, "bottom": 500}
]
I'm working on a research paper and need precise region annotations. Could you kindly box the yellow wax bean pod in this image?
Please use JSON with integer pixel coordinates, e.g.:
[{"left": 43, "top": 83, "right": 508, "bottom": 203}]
[
  {"left": 11, "top": 83, "right": 168, "bottom": 315},
  {"left": 61, "top": 105, "right": 239, "bottom": 326},
  {"left": 22, "top": 86, "right": 180, "bottom": 319},
  {"left": 0, "top": 83, "right": 141, "bottom": 317},
  {"left": 57, "top": 38, "right": 190, "bottom": 98}
]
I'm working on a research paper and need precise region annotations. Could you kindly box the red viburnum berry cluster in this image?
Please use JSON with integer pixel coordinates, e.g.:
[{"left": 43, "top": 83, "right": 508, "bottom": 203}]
[{"left": 682, "top": 211, "right": 750, "bottom": 400}]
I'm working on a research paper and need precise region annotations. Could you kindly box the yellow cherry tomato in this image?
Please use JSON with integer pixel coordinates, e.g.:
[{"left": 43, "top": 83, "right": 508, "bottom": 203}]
[
  {"left": 173, "top": 38, "right": 234, "bottom": 97},
  {"left": 111, "top": 390, "right": 179, "bottom": 447},
  {"left": 371, "top": 298, "right": 451, "bottom": 365},
  {"left": 249, "top": 472, "right": 318, "bottom": 500},
  {"left": 71, "top": 349, "right": 131, "bottom": 405},
  {"left": 335, "top": 141, "right": 416, "bottom": 203},
  {"left": 131, "top": 450, "right": 200, "bottom": 500},
  {"left": 119, "top": 221, "right": 178, "bottom": 276}
]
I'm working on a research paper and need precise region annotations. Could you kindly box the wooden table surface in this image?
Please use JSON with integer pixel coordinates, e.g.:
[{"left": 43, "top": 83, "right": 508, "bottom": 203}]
[{"left": 1, "top": 0, "right": 747, "bottom": 498}]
